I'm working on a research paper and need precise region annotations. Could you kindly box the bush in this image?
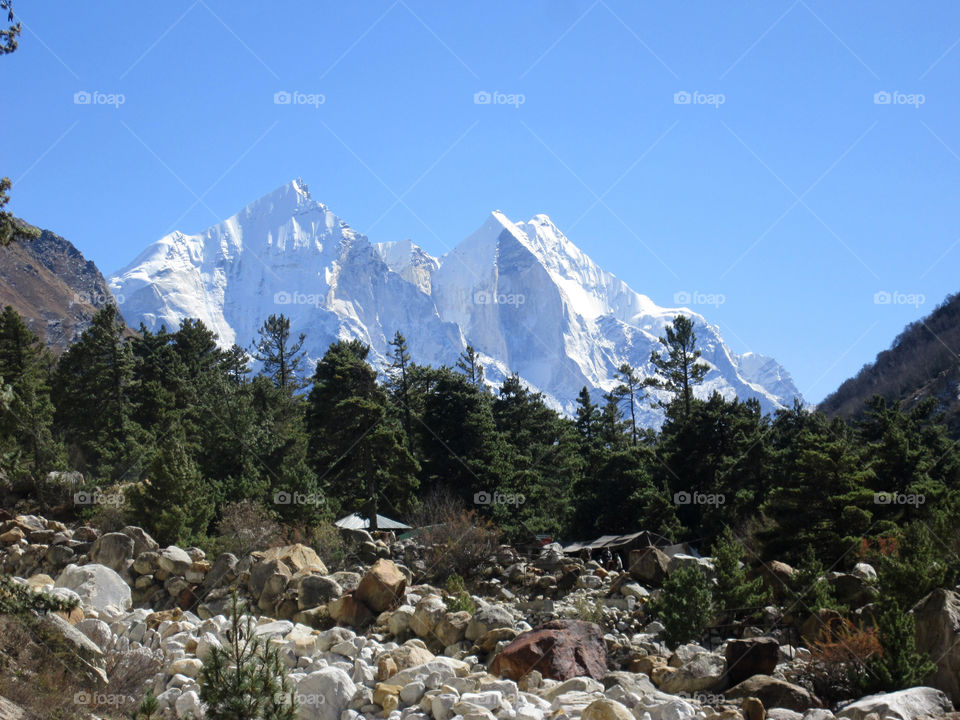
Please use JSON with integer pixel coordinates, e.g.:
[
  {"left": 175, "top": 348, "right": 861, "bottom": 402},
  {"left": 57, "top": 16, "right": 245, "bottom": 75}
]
[
  {"left": 711, "top": 527, "right": 769, "bottom": 622},
  {"left": 649, "top": 564, "right": 714, "bottom": 649},
  {"left": 858, "top": 598, "right": 935, "bottom": 694},
  {"left": 443, "top": 573, "right": 476, "bottom": 614},
  {"left": 418, "top": 505, "right": 500, "bottom": 580},
  {"left": 802, "top": 617, "right": 881, "bottom": 704},
  {"left": 199, "top": 591, "right": 297, "bottom": 720},
  {"left": 211, "top": 499, "right": 282, "bottom": 557},
  {"left": 571, "top": 596, "right": 607, "bottom": 626}
]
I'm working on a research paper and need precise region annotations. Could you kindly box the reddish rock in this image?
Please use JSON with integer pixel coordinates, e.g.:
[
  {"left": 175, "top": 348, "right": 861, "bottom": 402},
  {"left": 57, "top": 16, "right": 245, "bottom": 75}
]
[
  {"left": 490, "top": 618, "right": 607, "bottom": 681},
  {"left": 328, "top": 591, "right": 375, "bottom": 627},
  {"left": 725, "top": 637, "right": 779, "bottom": 686},
  {"left": 356, "top": 558, "right": 406, "bottom": 613}
]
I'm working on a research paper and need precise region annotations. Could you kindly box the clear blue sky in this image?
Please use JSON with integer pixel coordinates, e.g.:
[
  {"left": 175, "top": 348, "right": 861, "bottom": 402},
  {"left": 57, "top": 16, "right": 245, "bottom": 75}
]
[{"left": 4, "top": 1, "right": 960, "bottom": 403}]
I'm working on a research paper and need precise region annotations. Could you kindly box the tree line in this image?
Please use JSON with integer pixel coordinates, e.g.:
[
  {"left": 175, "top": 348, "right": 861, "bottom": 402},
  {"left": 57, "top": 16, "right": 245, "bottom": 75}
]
[{"left": 0, "top": 303, "right": 958, "bottom": 596}]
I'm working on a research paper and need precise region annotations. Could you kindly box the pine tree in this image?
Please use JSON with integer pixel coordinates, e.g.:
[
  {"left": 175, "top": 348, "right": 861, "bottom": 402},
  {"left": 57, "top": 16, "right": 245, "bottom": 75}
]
[
  {"left": 873, "top": 522, "right": 954, "bottom": 609},
  {"left": 251, "top": 314, "right": 307, "bottom": 394},
  {"left": 788, "top": 544, "right": 840, "bottom": 616},
  {"left": 456, "top": 345, "right": 485, "bottom": 388},
  {"left": 859, "top": 597, "right": 936, "bottom": 693},
  {"left": 386, "top": 331, "right": 414, "bottom": 450},
  {"left": 306, "top": 340, "right": 418, "bottom": 529},
  {"left": 614, "top": 363, "right": 644, "bottom": 445},
  {"left": 649, "top": 564, "right": 714, "bottom": 648},
  {"left": 199, "top": 591, "right": 297, "bottom": 720},
  {"left": 711, "top": 526, "right": 769, "bottom": 621},
  {"left": 574, "top": 386, "right": 599, "bottom": 446},
  {"left": 646, "top": 315, "right": 709, "bottom": 419}
]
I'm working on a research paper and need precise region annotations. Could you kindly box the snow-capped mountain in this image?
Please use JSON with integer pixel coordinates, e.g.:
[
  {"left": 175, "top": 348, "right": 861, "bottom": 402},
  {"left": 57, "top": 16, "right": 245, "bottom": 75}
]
[{"left": 109, "top": 179, "right": 802, "bottom": 424}]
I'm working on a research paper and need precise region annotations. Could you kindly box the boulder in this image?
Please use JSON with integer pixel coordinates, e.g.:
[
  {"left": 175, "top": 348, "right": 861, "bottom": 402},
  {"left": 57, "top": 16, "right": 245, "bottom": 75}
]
[
  {"left": 55, "top": 563, "right": 131, "bottom": 611},
  {"left": 725, "top": 637, "right": 780, "bottom": 686},
  {"left": 120, "top": 526, "right": 159, "bottom": 556},
  {"left": 409, "top": 594, "right": 447, "bottom": 637},
  {"left": 913, "top": 589, "right": 960, "bottom": 704},
  {"left": 435, "top": 611, "right": 471, "bottom": 646},
  {"left": 89, "top": 532, "right": 135, "bottom": 573},
  {"left": 465, "top": 604, "right": 514, "bottom": 641},
  {"left": 629, "top": 547, "right": 670, "bottom": 586},
  {"left": 158, "top": 546, "right": 192, "bottom": 576},
  {"left": 328, "top": 592, "right": 374, "bottom": 627},
  {"left": 385, "top": 657, "right": 470, "bottom": 686},
  {"left": 490, "top": 618, "right": 607, "bottom": 682},
  {"left": 376, "top": 642, "right": 435, "bottom": 680},
  {"left": 658, "top": 652, "right": 726, "bottom": 694},
  {"left": 297, "top": 574, "right": 341, "bottom": 610},
  {"left": 726, "top": 675, "right": 821, "bottom": 713},
  {"left": 356, "top": 558, "right": 406, "bottom": 613},
  {"left": 260, "top": 544, "right": 327, "bottom": 575},
  {"left": 132, "top": 551, "right": 160, "bottom": 576},
  {"left": 37, "top": 612, "right": 107, "bottom": 684},
  {"left": 582, "top": 698, "right": 635, "bottom": 720},
  {"left": 851, "top": 563, "right": 876, "bottom": 582},
  {"left": 248, "top": 559, "right": 290, "bottom": 599},
  {"left": 295, "top": 667, "right": 356, "bottom": 720},
  {"left": 836, "top": 687, "right": 952, "bottom": 720},
  {"left": 200, "top": 552, "right": 237, "bottom": 591}
]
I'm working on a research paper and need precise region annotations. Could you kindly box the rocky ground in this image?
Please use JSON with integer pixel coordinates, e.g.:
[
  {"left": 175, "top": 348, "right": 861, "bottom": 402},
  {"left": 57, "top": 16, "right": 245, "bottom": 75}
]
[{"left": 0, "top": 512, "right": 957, "bottom": 720}]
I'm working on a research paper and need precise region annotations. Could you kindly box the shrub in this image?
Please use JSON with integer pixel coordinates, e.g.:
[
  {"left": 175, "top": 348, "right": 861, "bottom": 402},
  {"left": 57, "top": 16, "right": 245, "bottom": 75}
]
[
  {"left": 199, "top": 591, "right": 297, "bottom": 720},
  {"left": 802, "top": 617, "right": 881, "bottom": 704},
  {"left": 648, "top": 564, "right": 714, "bottom": 649},
  {"left": 711, "top": 527, "right": 769, "bottom": 621},
  {"left": 212, "top": 499, "right": 282, "bottom": 557},
  {"left": 443, "top": 573, "right": 476, "bottom": 614},
  {"left": 417, "top": 503, "right": 500, "bottom": 580},
  {"left": 571, "top": 596, "right": 607, "bottom": 626},
  {"left": 858, "top": 598, "right": 936, "bottom": 694}
]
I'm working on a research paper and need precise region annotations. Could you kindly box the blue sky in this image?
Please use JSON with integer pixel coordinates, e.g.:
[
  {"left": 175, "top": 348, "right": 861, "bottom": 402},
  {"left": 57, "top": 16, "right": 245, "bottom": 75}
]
[{"left": 3, "top": 1, "right": 959, "bottom": 403}]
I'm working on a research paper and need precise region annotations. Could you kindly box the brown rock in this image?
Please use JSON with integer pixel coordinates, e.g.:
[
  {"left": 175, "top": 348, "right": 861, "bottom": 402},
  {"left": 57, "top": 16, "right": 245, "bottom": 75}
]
[
  {"left": 725, "top": 675, "right": 820, "bottom": 713},
  {"left": 258, "top": 544, "right": 328, "bottom": 574},
  {"left": 725, "top": 638, "right": 779, "bottom": 686},
  {"left": 628, "top": 547, "right": 670, "bottom": 587},
  {"left": 328, "top": 591, "right": 375, "bottom": 627},
  {"left": 490, "top": 618, "right": 607, "bottom": 682},
  {"left": 741, "top": 697, "right": 765, "bottom": 720},
  {"left": 356, "top": 558, "right": 406, "bottom": 613},
  {"left": 913, "top": 588, "right": 960, "bottom": 705}
]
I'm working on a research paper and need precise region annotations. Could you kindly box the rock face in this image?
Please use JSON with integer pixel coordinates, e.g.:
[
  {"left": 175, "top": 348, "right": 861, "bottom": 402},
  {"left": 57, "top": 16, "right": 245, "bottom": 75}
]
[
  {"left": 725, "top": 637, "right": 779, "bottom": 686},
  {"left": 835, "top": 687, "right": 953, "bottom": 720},
  {"left": 356, "top": 558, "right": 406, "bottom": 613},
  {"left": 726, "top": 675, "right": 821, "bottom": 713},
  {"left": 490, "top": 619, "right": 607, "bottom": 682},
  {"left": 913, "top": 588, "right": 960, "bottom": 704},
  {"left": 55, "top": 563, "right": 131, "bottom": 611}
]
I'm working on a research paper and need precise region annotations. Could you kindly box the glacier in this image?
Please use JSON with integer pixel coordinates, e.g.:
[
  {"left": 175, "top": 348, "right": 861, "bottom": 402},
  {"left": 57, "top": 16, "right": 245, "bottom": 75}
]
[{"left": 109, "top": 179, "right": 802, "bottom": 425}]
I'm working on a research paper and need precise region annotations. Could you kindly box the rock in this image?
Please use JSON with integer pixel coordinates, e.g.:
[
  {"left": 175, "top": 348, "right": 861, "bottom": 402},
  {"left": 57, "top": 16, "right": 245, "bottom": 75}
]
[
  {"left": 75, "top": 618, "right": 113, "bottom": 651},
  {"left": 356, "top": 558, "right": 406, "bottom": 613},
  {"left": 158, "top": 546, "right": 192, "bottom": 575},
  {"left": 330, "top": 570, "right": 361, "bottom": 592},
  {"left": 836, "top": 687, "right": 953, "bottom": 720},
  {"left": 120, "top": 525, "right": 159, "bottom": 556},
  {"left": 668, "top": 554, "right": 715, "bottom": 578},
  {"left": 801, "top": 711, "right": 834, "bottom": 720},
  {"left": 540, "top": 677, "right": 604, "bottom": 701},
  {"left": 619, "top": 582, "right": 649, "bottom": 600},
  {"left": 629, "top": 547, "right": 670, "bottom": 586},
  {"left": 386, "top": 657, "right": 470, "bottom": 686},
  {"left": 249, "top": 559, "right": 291, "bottom": 599},
  {"left": 725, "top": 638, "right": 780, "bottom": 685},
  {"left": 410, "top": 594, "right": 447, "bottom": 637},
  {"left": 726, "top": 676, "right": 821, "bottom": 713},
  {"left": 174, "top": 690, "right": 202, "bottom": 719},
  {"left": 913, "top": 589, "right": 960, "bottom": 704},
  {"left": 742, "top": 697, "right": 765, "bottom": 720},
  {"left": 37, "top": 611, "right": 107, "bottom": 684},
  {"left": 659, "top": 652, "right": 726, "bottom": 694},
  {"left": 296, "top": 667, "right": 356, "bottom": 720},
  {"left": 169, "top": 657, "right": 203, "bottom": 678},
  {"left": 200, "top": 552, "right": 237, "bottom": 592},
  {"left": 582, "top": 698, "right": 635, "bottom": 720},
  {"left": 328, "top": 592, "right": 374, "bottom": 627},
  {"left": 851, "top": 563, "right": 876, "bottom": 583},
  {"left": 0, "top": 694, "right": 28, "bottom": 719},
  {"left": 829, "top": 573, "right": 877, "bottom": 608},
  {"left": 602, "top": 670, "right": 657, "bottom": 696},
  {"left": 373, "top": 683, "right": 402, "bottom": 713},
  {"left": 768, "top": 710, "right": 803, "bottom": 720},
  {"left": 297, "top": 574, "right": 341, "bottom": 610},
  {"left": 471, "top": 627, "right": 518, "bottom": 654},
  {"left": 89, "top": 532, "right": 135, "bottom": 573},
  {"left": 388, "top": 605, "right": 415, "bottom": 636},
  {"left": 55, "top": 563, "right": 131, "bottom": 612},
  {"left": 260, "top": 544, "right": 328, "bottom": 575},
  {"left": 435, "top": 611, "right": 471, "bottom": 646},
  {"left": 490, "top": 618, "right": 607, "bottom": 682},
  {"left": 132, "top": 551, "right": 161, "bottom": 575},
  {"left": 465, "top": 605, "right": 514, "bottom": 641}
]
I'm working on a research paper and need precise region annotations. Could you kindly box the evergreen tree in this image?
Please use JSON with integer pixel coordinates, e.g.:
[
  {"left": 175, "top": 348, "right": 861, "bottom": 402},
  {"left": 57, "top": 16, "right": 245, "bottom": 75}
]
[
  {"left": 386, "top": 331, "right": 414, "bottom": 450},
  {"left": 614, "top": 363, "right": 644, "bottom": 445},
  {"left": 456, "top": 345, "right": 485, "bottom": 388},
  {"left": 251, "top": 314, "right": 307, "bottom": 394},
  {"left": 872, "top": 521, "right": 954, "bottom": 609},
  {"left": 859, "top": 597, "right": 936, "bottom": 693},
  {"left": 646, "top": 315, "right": 709, "bottom": 419},
  {"left": 306, "top": 340, "right": 418, "bottom": 529},
  {"left": 52, "top": 305, "right": 148, "bottom": 481},
  {"left": 573, "top": 386, "right": 599, "bottom": 445},
  {"left": 199, "top": 591, "right": 297, "bottom": 720},
  {"left": 788, "top": 544, "right": 840, "bottom": 617},
  {"left": 0, "top": 306, "right": 61, "bottom": 479},
  {"left": 711, "top": 526, "right": 769, "bottom": 621},
  {"left": 649, "top": 564, "right": 714, "bottom": 648}
]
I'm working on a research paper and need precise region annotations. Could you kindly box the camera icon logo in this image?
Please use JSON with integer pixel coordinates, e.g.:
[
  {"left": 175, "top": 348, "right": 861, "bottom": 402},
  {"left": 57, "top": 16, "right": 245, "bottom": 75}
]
[
  {"left": 74, "top": 90, "right": 91, "bottom": 105},
  {"left": 873, "top": 291, "right": 891, "bottom": 305},
  {"left": 673, "top": 290, "right": 691, "bottom": 304},
  {"left": 873, "top": 91, "right": 891, "bottom": 105},
  {"left": 474, "top": 491, "right": 492, "bottom": 505},
  {"left": 473, "top": 290, "right": 491, "bottom": 305},
  {"left": 673, "top": 491, "right": 692, "bottom": 505},
  {"left": 274, "top": 291, "right": 292, "bottom": 304},
  {"left": 274, "top": 90, "right": 292, "bottom": 105},
  {"left": 474, "top": 91, "right": 492, "bottom": 105},
  {"left": 273, "top": 491, "right": 292, "bottom": 505},
  {"left": 674, "top": 91, "right": 692, "bottom": 105}
]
